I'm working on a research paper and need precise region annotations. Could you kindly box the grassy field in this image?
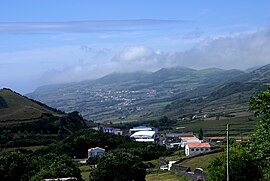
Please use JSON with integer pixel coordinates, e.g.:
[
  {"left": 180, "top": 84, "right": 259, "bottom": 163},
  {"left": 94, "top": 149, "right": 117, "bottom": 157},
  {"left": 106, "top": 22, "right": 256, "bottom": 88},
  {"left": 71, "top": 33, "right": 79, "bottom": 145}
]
[
  {"left": 146, "top": 171, "right": 191, "bottom": 181},
  {"left": 177, "top": 151, "right": 223, "bottom": 171},
  {"left": 174, "top": 113, "right": 258, "bottom": 138},
  {"left": 163, "top": 150, "right": 185, "bottom": 161},
  {"left": 79, "top": 165, "right": 92, "bottom": 181},
  {"left": 0, "top": 145, "right": 47, "bottom": 153}
]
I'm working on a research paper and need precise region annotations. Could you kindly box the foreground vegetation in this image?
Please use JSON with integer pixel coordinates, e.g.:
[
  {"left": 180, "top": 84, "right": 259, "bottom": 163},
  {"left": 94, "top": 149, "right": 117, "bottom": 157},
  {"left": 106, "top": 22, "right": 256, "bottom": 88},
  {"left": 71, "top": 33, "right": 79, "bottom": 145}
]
[
  {"left": 208, "top": 87, "right": 270, "bottom": 180},
  {"left": 0, "top": 151, "right": 82, "bottom": 180},
  {"left": 0, "top": 129, "right": 171, "bottom": 180}
]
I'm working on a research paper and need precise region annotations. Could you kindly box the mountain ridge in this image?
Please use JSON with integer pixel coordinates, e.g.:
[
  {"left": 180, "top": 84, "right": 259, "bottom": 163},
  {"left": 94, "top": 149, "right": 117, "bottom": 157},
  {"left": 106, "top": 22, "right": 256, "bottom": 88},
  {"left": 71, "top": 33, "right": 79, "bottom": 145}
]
[{"left": 27, "top": 65, "right": 253, "bottom": 122}]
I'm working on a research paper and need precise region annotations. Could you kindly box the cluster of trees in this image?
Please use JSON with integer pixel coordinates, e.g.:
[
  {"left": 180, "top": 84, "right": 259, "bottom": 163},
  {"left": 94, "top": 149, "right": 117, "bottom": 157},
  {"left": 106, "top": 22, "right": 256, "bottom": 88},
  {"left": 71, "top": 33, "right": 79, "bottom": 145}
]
[
  {"left": 0, "top": 151, "right": 82, "bottom": 181},
  {"left": 0, "top": 128, "right": 170, "bottom": 181},
  {"left": 38, "top": 129, "right": 170, "bottom": 160},
  {"left": 208, "top": 87, "right": 270, "bottom": 180},
  {"left": 0, "top": 111, "right": 87, "bottom": 148},
  {"left": 89, "top": 150, "right": 146, "bottom": 181}
]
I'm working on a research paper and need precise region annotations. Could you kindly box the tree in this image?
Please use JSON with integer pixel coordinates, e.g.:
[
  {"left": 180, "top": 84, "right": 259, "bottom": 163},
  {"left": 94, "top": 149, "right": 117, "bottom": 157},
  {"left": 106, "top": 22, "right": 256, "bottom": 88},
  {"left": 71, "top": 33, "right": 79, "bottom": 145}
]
[
  {"left": 0, "top": 151, "right": 82, "bottom": 181},
  {"left": 208, "top": 144, "right": 260, "bottom": 181},
  {"left": 29, "top": 153, "right": 82, "bottom": 181},
  {"left": 0, "top": 151, "right": 31, "bottom": 181},
  {"left": 208, "top": 87, "right": 270, "bottom": 180},
  {"left": 198, "top": 128, "right": 203, "bottom": 140},
  {"left": 249, "top": 87, "right": 270, "bottom": 180},
  {"left": 89, "top": 151, "right": 146, "bottom": 181}
]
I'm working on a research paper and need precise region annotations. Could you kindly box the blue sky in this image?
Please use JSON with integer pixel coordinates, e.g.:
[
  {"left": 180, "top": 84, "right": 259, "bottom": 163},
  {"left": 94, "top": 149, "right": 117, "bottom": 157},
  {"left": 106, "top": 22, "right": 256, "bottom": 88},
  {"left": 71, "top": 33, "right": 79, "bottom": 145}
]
[{"left": 1, "top": 0, "right": 270, "bottom": 93}]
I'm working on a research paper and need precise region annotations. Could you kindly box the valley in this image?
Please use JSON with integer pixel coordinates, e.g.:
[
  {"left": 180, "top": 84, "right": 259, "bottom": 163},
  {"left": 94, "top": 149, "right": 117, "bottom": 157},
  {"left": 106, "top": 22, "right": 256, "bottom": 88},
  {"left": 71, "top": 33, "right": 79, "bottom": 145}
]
[{"left": 28, "top": 66, "right": 253, "bottom": 122}]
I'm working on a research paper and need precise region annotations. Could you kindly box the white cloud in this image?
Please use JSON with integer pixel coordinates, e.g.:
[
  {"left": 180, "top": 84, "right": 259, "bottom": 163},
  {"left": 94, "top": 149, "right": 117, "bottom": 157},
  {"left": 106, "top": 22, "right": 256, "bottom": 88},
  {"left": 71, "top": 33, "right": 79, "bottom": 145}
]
[
  {"left": 0, "top": 19, "right": 188, "bottom": 34},
  {"left": 113, "top": 46, "right": 152, "bottom": 62},
  {"left": 111, "top": 45, "right": 171, "bottom": 72},
  {"left": 37, "top": 29, "right": 270, "bottom": 86},
  {"left": 171, "top": 29, "right": 270, "bottom": 69}
]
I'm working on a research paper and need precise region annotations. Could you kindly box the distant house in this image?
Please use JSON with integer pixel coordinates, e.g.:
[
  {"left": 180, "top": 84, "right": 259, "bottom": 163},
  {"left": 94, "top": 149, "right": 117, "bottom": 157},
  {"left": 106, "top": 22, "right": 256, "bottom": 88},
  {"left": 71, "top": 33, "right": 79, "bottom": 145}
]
[
  {"left": 91, "top": 125, "right": 124, "bottom": 135},
  {"left": 165, "top": 133, "right": 181, "bottom": 143},
  {"left": 179, "top": 134, "right": 202, "bottom": 148},
  {"left": 185, "top": 142, "right": 211, "bottom": 156},
  {"left": 88, "top": 147, "right": 105, "bottom": 158},
  {"left": 130, "top": 130, "right": 158, "bottom": 143},
  {"left": 209, "top": 136, "right": 225, "bottom": 142},
  {"left": 113, "top": 128, "right": 123, "bottom": 135},
  {"left": 129, "top": 126, "right": 158, "bottom": 134},
  {"left": 102, "top": 126, "right": 114, "bottom": 134}
]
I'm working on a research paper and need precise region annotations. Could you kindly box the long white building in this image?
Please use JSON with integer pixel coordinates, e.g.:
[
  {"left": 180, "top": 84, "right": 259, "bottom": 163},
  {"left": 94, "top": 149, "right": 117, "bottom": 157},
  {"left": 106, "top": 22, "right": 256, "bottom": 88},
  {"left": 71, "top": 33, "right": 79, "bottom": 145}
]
[{"left": 130, "top": 130, "right": 157, "bottom": 143}]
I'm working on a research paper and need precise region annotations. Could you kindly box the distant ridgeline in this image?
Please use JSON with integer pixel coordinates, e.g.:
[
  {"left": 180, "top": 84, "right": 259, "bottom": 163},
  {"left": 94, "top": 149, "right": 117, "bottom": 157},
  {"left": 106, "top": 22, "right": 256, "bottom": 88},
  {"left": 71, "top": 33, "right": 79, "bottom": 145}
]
[
  {"left": 0, "top": 88, "right": 87, "bottom": 149},
  {"left": 28, "top": 63, "right": 270, "bottom": 122}
]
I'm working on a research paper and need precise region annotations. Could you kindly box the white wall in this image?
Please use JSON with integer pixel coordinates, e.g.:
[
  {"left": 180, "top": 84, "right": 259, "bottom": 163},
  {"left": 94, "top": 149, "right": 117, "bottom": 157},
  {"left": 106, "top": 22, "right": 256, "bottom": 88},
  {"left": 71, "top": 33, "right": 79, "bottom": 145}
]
[{"left": 185, "top": 147, "right": 210, "bottom": 156}]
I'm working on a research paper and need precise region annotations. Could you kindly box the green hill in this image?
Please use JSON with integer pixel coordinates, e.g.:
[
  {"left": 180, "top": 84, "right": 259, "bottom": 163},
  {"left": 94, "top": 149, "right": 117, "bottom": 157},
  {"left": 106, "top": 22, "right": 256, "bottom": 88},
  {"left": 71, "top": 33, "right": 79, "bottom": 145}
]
[
  {"left": 164, "top": 64, "right": 270, "bottom": 118},
  {"left": 0, "top": 88, "right": 64, "bottom": 123},
  {"left": 0, "top": 88, "right": 87, "bottom": 150}
]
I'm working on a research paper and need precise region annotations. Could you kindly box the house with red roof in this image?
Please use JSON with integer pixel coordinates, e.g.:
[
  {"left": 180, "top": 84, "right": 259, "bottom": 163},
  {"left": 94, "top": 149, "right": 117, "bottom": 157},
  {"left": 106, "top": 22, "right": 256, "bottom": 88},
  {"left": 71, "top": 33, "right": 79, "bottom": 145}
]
[{"left": 185, "top": 142, "right": 211, "bottom": 156}]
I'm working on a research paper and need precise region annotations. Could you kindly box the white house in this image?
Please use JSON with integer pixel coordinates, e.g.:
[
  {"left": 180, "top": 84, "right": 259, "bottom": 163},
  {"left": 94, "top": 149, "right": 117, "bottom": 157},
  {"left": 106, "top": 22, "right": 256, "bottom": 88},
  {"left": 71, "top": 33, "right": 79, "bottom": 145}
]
[
  {"left": 130, "top": 130, "right": 157, "bottom": 143},
  {"left": 88, "top": 147, "right": 105, "bottom": 158},
  {"left": 185, "top": 142, "right": 211, "bottom": 156},
  {"left": 113, "top": 129, "right": 123, "bottom": 135}
]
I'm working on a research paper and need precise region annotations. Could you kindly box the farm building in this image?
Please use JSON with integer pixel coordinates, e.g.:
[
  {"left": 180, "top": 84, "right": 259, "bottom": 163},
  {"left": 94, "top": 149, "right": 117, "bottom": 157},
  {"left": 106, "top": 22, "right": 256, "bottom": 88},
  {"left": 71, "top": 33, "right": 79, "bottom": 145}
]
[{"left": 185, "top": 142, "right": 211, "bottom": 156}]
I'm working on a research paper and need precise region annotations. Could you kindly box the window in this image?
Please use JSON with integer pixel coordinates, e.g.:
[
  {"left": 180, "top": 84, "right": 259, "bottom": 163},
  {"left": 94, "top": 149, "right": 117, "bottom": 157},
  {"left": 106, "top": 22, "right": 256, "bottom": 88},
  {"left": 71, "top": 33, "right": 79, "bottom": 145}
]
[
  {"left": 196, "top": 148, "right": 199, "bottom": 151},
  {"left": 191, "top": 149, "right": 194, "bottom": 151},
  {"left": 201, "top": 148, "right": 204, "bottom": 151}
]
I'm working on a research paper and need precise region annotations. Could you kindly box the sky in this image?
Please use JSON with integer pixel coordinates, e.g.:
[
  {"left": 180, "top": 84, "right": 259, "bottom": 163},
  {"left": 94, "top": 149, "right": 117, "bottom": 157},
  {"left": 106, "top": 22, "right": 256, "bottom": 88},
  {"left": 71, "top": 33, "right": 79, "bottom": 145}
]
[{"left": 1, "top": 0, "right": 270, "bottom": 94}]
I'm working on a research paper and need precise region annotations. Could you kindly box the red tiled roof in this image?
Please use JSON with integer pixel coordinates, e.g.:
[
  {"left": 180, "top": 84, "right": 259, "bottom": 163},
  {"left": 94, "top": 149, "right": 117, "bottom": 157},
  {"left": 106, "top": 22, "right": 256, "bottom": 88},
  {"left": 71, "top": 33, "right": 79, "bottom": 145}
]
[
  {"left": 187, "top": 142, "right": 211, "bottom": 148},
  {"left": 179, "top": 133, "right": 194, "bottom": 137}
]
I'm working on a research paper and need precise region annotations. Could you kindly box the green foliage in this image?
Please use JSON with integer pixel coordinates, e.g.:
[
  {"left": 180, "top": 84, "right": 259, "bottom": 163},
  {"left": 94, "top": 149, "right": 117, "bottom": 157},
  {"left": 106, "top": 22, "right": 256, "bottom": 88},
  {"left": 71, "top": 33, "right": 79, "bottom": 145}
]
[
  {"left": 46, "top": 129, "right": 131, "bottom": 158},
  {"left": 38, "top": 129, "right": 169, "bottom": 160},
  {"left": 87, "top": 155, "right": 101, "bottom": 165},
  {"left": 89, "top": 150, "right": 146, "bottom": 181},
  {"left": 0, "top": 111, "right": 87, "bottom": 149},
  {"left": 208, "top": 87, "right": 270, "bottom": 180},
  {"left": 208, "top": 144, "right": 260, "bottom": 181},
  {"left": 151, "top": 116, "right": 177, "bottom": 130},
  {"left": 198, "top": 128, "right": 203, "bottom": 140},
  {"left": 29, "top": 153, "right": 81, "bottom": 181},
  {"left": 117, "top": 142, "right": 170, "bottom": 161},
  {"left": 0, "top": 151, "right": 31, "bottom": 180},
  {"left": 249, "top": 86, "right": 270, "bottom": 180},
  {"left": 0, "top": 151, "right": 82, "bottom": 181}
]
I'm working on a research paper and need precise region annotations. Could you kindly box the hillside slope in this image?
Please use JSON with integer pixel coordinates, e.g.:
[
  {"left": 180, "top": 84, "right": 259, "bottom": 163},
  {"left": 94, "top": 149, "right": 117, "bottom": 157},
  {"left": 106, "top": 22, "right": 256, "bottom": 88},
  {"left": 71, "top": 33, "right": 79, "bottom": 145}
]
[
  {"left": 164, "top": 64, "right": 270, "bottom": 118},
  {"left": 0, "top": 89, "right": 87, "bottom": 149},
  {"left": 0, "top": 88, "right": 64, "bottom": 123}
]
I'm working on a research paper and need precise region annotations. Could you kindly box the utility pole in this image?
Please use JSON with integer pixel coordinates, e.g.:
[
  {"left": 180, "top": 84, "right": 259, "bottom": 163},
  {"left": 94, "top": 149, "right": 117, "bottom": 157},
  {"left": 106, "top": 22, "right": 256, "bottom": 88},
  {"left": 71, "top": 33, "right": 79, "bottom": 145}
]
[{"left": 227, "top": 124, "right": 229, "bottom": 181}]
